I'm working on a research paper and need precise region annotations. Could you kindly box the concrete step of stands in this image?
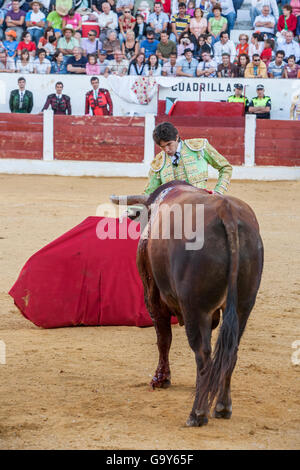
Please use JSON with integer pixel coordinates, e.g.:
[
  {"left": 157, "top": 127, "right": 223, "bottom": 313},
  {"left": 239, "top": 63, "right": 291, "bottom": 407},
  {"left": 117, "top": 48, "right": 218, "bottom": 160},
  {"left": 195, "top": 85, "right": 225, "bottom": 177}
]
[{"left": 231, "top": 29, "right": 254, "bottom": 44}]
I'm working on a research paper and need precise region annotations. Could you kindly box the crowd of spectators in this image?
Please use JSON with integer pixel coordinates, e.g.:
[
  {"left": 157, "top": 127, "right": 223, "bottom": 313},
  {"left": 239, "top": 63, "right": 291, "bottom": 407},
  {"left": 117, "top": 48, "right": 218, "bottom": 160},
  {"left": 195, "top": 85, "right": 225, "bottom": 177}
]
[{"left": 0, "top": 0, "right": 299, "bottom": 78}]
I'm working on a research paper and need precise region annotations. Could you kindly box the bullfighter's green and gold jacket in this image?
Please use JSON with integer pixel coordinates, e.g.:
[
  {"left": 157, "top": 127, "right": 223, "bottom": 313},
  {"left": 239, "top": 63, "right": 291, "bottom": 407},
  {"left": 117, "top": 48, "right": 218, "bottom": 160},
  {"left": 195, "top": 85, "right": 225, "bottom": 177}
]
[{"left": 144, "top": 138, "right": 232, "bottom": 195}]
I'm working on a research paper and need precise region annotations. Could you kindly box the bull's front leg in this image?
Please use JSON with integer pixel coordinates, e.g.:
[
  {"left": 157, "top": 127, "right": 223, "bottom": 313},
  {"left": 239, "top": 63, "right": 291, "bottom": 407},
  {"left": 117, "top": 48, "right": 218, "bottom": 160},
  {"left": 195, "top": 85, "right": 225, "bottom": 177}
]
[{"left": 151, "top": 314, "right": 172, "bottom": 389}]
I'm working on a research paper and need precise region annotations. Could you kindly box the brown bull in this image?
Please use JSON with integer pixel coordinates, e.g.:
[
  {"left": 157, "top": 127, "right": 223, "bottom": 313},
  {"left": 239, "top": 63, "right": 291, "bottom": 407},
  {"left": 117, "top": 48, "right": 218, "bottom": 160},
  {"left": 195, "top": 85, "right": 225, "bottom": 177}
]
[{"left": 111, "top": 181, "right": 264, "bottom": 426}]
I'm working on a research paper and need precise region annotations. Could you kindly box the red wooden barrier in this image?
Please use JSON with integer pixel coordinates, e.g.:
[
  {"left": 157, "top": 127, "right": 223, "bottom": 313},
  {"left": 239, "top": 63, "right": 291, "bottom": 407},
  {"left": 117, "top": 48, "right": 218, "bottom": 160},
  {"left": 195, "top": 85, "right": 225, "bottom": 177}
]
[
  {"left": 54, "top": 116, "right": 145, "bottom": 162},
  {"left": 255, "top": 120, "right": 300, "bottom": 166},
  {"left": 0, "top": 113, "right": 43, "bottom": 160},
  {"left": 156, "top": 117, "right": 245, "bottom": 165},
  {"left": 157, "top": 100, "right": 245, "bottom": 118}
]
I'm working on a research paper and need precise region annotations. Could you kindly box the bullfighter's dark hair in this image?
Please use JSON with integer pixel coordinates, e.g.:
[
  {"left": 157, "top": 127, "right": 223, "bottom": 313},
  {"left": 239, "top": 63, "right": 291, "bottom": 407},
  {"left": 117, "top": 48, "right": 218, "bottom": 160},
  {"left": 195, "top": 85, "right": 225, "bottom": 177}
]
[{"left": 152, "top": 122, "right": 179, "bottom": 145}]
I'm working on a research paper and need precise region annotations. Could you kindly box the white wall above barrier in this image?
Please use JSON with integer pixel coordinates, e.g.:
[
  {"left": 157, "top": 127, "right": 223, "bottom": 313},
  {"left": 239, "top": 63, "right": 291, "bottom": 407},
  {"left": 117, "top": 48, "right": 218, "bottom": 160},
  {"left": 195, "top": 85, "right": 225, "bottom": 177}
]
[{"left": 0, "top": 73, "right": 299, "bottom": 119}]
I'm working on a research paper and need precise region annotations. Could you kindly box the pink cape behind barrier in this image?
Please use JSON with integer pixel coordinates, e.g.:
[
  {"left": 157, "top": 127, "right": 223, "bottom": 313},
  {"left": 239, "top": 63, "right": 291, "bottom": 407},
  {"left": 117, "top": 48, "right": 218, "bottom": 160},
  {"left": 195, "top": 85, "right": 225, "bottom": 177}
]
[{"left": 9, "top": 216, "right": 178, "bottom": 328}]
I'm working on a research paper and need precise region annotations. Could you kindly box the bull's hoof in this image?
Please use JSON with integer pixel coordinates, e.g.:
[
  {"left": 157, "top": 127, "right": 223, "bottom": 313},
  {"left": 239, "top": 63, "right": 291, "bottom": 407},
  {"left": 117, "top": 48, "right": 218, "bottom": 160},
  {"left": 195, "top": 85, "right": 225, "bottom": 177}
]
[
  {"left": 213, "top": 404, "right": 232, "bottom": 420},
  {"left": 150, "top": 376, "right": 171, "bottom": 389},
  {"left": 186, "top": 413, "right": 208, "bottom": 427}
]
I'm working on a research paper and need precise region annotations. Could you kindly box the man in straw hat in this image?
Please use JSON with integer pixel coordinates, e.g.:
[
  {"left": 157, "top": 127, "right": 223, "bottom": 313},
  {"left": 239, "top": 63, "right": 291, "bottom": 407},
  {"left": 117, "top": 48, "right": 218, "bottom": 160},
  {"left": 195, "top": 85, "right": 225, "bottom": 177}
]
[
  {"left": 25, "top": 1, "right": 46, "bottom": 45},
  {"left": 57, "top": 23, "right": 80, "bottom": 57}
]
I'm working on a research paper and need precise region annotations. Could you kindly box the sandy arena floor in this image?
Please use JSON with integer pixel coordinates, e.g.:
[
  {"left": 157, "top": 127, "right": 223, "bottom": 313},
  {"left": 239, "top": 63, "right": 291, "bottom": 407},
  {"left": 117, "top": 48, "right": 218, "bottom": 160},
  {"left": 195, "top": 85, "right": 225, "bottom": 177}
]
[{"left": 0, "top": 175, "right": 299, "bottom": 450}]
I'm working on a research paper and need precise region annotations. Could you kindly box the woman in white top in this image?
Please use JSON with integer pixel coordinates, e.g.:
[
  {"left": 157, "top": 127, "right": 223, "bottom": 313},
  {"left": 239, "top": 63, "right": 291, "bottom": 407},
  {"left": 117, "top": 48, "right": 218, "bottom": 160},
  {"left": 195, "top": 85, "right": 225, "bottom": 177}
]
[
  {"left": 248, "top": 32, "right": 264, "bottom": 60},
  {"left": 189, "top": 8, "right": 208, "bottom": 40},
  {"left": 16, "top": 48, "right": 34, "bottom": 73},
  {"left": 33, "top": 48, "right": 51, "bottom": 74},
  {"left": 144, "top": 54, "right": 162, "bottom": 76}
]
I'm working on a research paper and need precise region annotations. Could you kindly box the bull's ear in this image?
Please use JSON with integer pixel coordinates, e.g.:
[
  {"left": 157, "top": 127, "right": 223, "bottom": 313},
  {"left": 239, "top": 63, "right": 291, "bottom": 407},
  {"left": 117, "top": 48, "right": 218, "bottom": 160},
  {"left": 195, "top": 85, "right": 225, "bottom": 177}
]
[{"left": 110, "top": 195, "right": 148, "bottom": 206}]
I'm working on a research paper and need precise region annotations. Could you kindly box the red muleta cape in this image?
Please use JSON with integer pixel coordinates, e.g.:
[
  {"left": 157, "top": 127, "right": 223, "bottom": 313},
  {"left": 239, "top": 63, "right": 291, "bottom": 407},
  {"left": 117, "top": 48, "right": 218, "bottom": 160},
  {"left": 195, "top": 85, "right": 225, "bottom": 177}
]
[{"left": 9, "top": 216, "right": 178, "bottom": 328}]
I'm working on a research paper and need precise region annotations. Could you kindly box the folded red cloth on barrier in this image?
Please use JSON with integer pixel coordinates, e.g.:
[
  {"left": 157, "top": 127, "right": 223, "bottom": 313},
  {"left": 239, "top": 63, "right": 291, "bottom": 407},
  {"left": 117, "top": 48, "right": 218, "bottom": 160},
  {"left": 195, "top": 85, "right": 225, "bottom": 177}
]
[{"left": 9, "top": 216, "right": 178, "bottom": 328}]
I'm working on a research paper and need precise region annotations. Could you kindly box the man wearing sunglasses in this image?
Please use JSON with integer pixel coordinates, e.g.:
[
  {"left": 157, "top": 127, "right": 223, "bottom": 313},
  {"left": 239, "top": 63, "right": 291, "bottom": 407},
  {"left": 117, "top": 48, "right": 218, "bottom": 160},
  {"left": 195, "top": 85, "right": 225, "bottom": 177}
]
[
  {"left": 227, "top": 83, "right": 249, "bottom": 111},
  {"left": 244, "top": 53, "right": 268, "bottom": 78},
  {"left": 82, "top": 29, "right": 102, "bottom": 56}
]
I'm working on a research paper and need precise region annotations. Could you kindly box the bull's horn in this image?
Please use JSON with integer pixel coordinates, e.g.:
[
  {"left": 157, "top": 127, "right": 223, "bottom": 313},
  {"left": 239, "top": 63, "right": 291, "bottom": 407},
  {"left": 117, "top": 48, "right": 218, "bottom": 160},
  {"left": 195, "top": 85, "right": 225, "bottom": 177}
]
[{"left": 110, "top": 194, "right": 148, "bottom": 206}]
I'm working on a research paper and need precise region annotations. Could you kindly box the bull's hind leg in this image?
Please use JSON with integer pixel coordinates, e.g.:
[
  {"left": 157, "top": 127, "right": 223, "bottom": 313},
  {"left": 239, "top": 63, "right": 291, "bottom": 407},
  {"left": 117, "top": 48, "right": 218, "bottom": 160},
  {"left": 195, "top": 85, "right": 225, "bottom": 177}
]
[
  {"left": 213, "top": 304, "right": 253, "bottom": 420},
  {"left": 185, "top": 317, "right": 212, "bottom": 427}
]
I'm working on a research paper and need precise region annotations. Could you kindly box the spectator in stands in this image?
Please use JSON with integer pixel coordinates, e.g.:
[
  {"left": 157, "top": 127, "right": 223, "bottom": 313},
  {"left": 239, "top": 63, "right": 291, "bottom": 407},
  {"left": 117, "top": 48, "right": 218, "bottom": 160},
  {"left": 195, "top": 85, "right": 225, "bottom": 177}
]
[
  {"left": 296, "top": 16, "right": 300, "bottom": 40},
  {"left": 38, "top": 26, "right": 56, "bottom": 49},
  {"left": 81, "top": 29, "right": 102, "bottom": 56},
  {"left": 144, "top": 52, "right": 162, "bottom": 75},
  {"left": 156, "top": 30, "right": 177, "bottom": 64},
  {"left": 57, "top": 24, "right": 80, "bottom": 57},
  {"left": 128, "top": 51, "right": 146, "bottom": 74},
  {"left": 283, "top": 54, "right": 300, "bottom": 77},
  {"left": 213, "top": 31, "right": 236, "bottom": 65},
  {"left": 148, "top": 1, "right": 169, "bottom": 39},
  {"left": 5, "top": 0, "right": 26, "bottom": 41},
  {"left": 236, "top": 52, "right": 249, "bottom": 77},
  {"left": 248, "top": 32, "right": 264, "bottom": 60},
  {"left": 121, "top": 30, "right": 139, "bottom": 60},
  {"left": 0, "top": 8, "right": 5, "bottom": 42},
  {"left": 9, "top": 77, "right": 33, "bottom": 113},
  {"left": 134, "top": 13, "right": 147, "bottom": 41},
  {"left": 102, "top": 29, "right": 120, "bottom": 59},
  {"left": 3, "top": 29, "right": 18, "bottom": 58},
  {"left": 115, "top": 0, "right": 134, "bottom": 15},
  {"left": 177, "top": 31, "right": 194, "bottom": 56},
  {"left": 253, "top": 5, "right": 276, "bottom": 39},
  {"left": 135, "top": 0, "right": 154, "bottom": 22},
  {"left": 85, "top": 53, "right": 100, "bottom": 74},
  {"left": 248, "top": 84, "right": 271, "bottom": 119},
  {"left": 290, "top": 0, "right": 300, "bottom": 17},
  {"left": 186, "top": 0, "right": 195, "bottom": 17},
  {"left": 85, "top": 76, "right": 113, "bottom": 115},
  {"left": 73, "top": 0, "right": 92, "bottom": 15},
  {"left": 107, "top": 48, "right": 129, "bottom": 74},
  {"left": 47, "top": 5, "right": 64, "bottom": 38},
  {"left": 244, "top": 52, "right": 268, "bottom": 77},
  {"left": 250, "top": 0, "right": 279, "bottom": 26},
  {"left": 260, "top": 38, "right": 274, "bottom": 67},
  {"left": 268, "top": 50, "right": 285, "bottom": 78},
  {"left": 17, "top": 31, "right": 36, "bottom": 56},
  {"left": 207, "top": 4, "right": 227, "bottom": 46},
  {"left": 91, "top": 0, "right": 111, "bottom": 15},
  {"left": 227, "top": 83, "right": 249, "bottom": 110},
  {"left": 189, "top": 7, "right": 207, "bottom": 41},
  {"left": 278, "top": 31, "right": 300, "bottom": 64},
  {"left": 235, "top": 33, "right": 249, "bottom": 58},
  {"left": 277, "top": 5, "right": 297, "bottom": 36},
  {"left": 33, "top": 47, "right": 51, "bottom": 72},
  {"left": 118, "top": 7, "right": 136, "bottom": 44},
  {"left": 170, "top": 2, "right": 190, "bottom": 44},
  {"left": 50, "top": 50, "right": 67, "bottom": 73},
  {"left": 97, "top": 49, "right": 110, "bottom": 76},
  {"left": 217, "top": 51, "right": 237, "bottom": 76},
  {"left": 195, "top": 33, "right": 213, "bottom": 60},
  {"left": 98, "top": 2, "right": 118, "bottom": 41},
  {"left": 25, "top": 1, "right": 46, "bottom": 46},
  {"left": 196, "top": 50, "right": 217, "bottom": 76},
  {"left": 16, "top": 47, "right": 34, "bottom": 71},
  {"left": 42, "top": 81, "right": 72, "bottom": 114},
  {"left": 162, "top": 52, "right": 179, "bottom": 76},
  {"left": 62, "top": 8, "right": 82, "bottom": 34},
  {"left": 0, "top": 48, "right": 16, "bottom": 71},
  {"left": 66, "top": 46, "right": 87, "bottom": 73},
  {"left": 140, "top": 28, "right": 159, "bottom": 58},
  {"left": 176, "top": 47, "right": 198, "bottom": 76},
  {"left": 211, "top": 0, "right": 236, "bottom": 37}
]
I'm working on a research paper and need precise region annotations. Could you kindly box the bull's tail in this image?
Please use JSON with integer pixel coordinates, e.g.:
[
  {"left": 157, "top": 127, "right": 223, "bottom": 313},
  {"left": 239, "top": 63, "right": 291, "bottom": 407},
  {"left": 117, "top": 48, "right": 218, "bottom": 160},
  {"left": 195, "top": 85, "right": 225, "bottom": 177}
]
[{"left": 199, "top": 199, "right": 240, "bottom": 411}]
